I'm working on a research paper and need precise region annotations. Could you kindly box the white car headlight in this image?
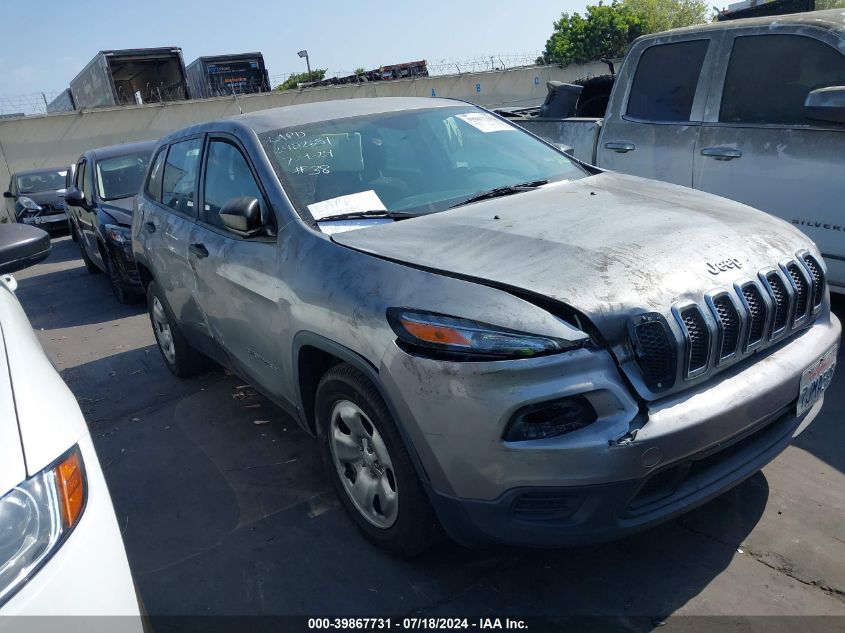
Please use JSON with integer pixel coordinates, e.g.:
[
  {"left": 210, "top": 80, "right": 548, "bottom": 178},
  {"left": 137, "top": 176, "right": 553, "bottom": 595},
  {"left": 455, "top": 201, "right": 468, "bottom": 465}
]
[{"left": 0, "top": 446, "right": 86, "bottom": 606}]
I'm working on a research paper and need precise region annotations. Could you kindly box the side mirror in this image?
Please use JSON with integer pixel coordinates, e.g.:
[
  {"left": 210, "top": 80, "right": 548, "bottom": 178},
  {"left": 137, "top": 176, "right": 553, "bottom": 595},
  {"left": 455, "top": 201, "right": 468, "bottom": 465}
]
[
  {"left": 219, "top": 197, "right": 263, "bottom": 236},
  {"left": 0, "top": 224, "right": 50, "bottom": 274},
  {"left": 805, "top": 86, "right": 845, "bottom": 124},
  {"left": 2, "top": 191, "right": 13, "bottom": 199},
  {"left": 63, "top": 187, "right": 87, "bottom": 208}
]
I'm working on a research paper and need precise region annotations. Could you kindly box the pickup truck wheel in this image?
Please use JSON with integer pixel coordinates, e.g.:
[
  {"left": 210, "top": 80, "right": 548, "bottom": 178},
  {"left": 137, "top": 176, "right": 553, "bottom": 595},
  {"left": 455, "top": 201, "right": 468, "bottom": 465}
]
[
  {"left": 78, "top": 239, "right": 100, "bottom": 274},
  {"left": 147, "top": 281, "right": 209, "bottom": 378},
  {"left": 316, "top": 363, "right": 441, "bottom": 557}
]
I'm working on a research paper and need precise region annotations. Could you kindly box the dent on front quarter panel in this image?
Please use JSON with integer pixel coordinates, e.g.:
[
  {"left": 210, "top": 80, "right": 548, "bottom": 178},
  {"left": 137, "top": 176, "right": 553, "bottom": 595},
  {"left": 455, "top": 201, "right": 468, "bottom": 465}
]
[{"left": 286, "top": 232, "right": 591, "bottom": 373}]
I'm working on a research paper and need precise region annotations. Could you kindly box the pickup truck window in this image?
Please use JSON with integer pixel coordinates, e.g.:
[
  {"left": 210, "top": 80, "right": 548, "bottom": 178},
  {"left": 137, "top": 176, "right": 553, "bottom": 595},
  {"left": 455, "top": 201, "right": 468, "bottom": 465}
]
[
  {"left": 627, "top": 40, "right": 709, "bottom": 122},
  {"left": 720, "top": 34, "right": 845, "bottom": 125}
]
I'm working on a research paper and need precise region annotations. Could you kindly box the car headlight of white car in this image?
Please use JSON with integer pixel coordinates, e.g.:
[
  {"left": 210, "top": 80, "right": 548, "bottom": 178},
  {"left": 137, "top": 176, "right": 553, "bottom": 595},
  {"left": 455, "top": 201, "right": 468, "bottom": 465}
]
[{"left": 0, "top": 446, "right": 86, "bottom": 605}]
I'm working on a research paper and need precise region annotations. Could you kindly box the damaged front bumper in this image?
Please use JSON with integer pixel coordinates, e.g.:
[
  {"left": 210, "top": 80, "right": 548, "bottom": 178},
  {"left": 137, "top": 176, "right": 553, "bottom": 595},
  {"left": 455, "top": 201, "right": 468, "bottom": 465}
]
[{"left": 379, "top": 310, "right": 841, "bottom": 546}]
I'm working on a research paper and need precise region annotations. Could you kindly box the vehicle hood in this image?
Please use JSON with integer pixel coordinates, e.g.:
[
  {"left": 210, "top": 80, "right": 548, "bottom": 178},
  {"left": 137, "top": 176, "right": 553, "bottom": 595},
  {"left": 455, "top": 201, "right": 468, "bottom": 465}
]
[
  {"left": 332, "top": 172, "right": 815, "bottom": 344},
  {"left": 99, "top": 196, "right": 135, "bottom": 226}
]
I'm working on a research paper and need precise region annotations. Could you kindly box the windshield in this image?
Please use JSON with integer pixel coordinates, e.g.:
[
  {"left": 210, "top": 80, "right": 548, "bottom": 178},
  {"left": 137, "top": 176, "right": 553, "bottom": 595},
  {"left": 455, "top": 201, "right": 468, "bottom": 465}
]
[
  {"left": 95, "top": 152, "right": 150, "bottom": 201},
  {"left": 260, "top": 106, "right": 587, "bottom": 220},
  {"left": 17, "top": 170, "right": 67, "bottom": 194}
]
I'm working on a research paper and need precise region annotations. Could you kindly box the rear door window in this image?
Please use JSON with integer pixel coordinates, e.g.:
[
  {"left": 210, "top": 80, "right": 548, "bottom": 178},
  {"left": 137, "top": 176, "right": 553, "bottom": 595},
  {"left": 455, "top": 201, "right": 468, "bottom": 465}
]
[
  {"left": 720, "top": 34, "right": 845, "bottom": 125},
  {"left": 161, "top": 138, "right": 202, "bottom": 216},
  {"left": 627, "top": 40, "right": 710, "bottom": 122},
  {"left": 146, "top": 148, "right": 167, "bottom": 203}
]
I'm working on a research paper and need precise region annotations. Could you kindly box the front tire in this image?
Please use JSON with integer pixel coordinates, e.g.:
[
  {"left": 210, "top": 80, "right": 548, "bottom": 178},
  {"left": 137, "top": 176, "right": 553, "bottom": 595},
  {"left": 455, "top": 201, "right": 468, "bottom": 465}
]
[
  {"left": 78, "top": 237, "right": 100, "bottom": 274},
  {"left": 147, "top": 281, "right": 209, "bottom": 378},
  {"left": 316, "top": 363, "right": 441, "bottom": 557},
  {"left": 104, "top": 251, "right": 133, "bottom": 304}
]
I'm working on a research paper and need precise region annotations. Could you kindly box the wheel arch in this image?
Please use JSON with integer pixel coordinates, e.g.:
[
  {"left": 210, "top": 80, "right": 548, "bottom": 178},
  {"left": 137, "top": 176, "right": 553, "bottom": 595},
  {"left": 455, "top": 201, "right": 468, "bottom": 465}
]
[{"left": 292, "top": 331, "right": 431, "bottom": 484}]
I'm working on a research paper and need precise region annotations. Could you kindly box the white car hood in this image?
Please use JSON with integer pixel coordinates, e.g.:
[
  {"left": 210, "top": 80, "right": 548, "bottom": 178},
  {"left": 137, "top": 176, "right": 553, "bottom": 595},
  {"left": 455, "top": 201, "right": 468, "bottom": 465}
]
[{"left": 0, "top": 280, "right": 87, "bottom": 492}]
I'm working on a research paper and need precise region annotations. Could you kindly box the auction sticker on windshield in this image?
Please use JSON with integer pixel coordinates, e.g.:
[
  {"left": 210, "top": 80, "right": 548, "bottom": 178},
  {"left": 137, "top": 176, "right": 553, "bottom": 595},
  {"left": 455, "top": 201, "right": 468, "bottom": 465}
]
[
  {"left": 797, "top": 345, "right": 837, "bottom": 416},
  {"left": 455, "top": 112, "right": 515, "bottom": 133}
]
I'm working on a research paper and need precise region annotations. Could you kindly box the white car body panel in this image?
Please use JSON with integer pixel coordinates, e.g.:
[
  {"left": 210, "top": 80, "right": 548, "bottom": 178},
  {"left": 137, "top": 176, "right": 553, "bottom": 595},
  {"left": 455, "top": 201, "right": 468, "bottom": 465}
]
[
  {"left": 0, "top": 275, "right": 141, "bottom": 620},
  {"left": 0, "top": 278, "right": 87, "bottom": 475}
]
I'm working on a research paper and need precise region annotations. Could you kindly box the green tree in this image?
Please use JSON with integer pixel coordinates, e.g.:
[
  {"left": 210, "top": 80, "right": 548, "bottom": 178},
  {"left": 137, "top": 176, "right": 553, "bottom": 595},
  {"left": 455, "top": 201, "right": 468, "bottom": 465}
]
[
  {"left": 274, "top": 69, "right": 327, "bottom": 90},
  {"left": 354, "top": 67, "right": 367, "bottom": 75},
  {"left": 540, "top": 0, "right": 708, "bottom": 67},
  {"left": 816, "top": 0, "right": 845, "bottom": 8},
  {"left": 541, "top": 2, "right": 642, "bottom": 66},
  {"left": 624, "top": 0, "right": 708, "bottom": 32}
]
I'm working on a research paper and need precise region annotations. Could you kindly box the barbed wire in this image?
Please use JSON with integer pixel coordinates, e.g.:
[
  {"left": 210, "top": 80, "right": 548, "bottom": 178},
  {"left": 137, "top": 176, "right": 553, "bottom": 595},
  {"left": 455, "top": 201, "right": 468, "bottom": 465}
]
[{"left": 1, "top": 52, "right": 545, "bottom": 117}]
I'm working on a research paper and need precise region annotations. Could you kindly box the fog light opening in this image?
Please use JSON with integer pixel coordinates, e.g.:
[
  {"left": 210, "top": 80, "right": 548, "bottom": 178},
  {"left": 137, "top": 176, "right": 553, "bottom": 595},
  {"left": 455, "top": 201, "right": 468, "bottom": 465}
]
[{"left": 504, "top": 396, "right": 597, "bottom": 442}]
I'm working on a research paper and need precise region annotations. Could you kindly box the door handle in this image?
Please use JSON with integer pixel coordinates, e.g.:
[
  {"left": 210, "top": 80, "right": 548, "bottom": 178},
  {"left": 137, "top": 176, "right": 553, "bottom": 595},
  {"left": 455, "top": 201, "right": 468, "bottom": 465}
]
[
  {"left": 144, "top": 221, "right": 157, "bottom": 233},
  {"left": 604, "top": 141, "right": 636, "bottom": 153},
  {"left": 701, "top": 147, "right": 742, "bottom": 161},
  {"left": 189, "top": 243, "right": 209, "bottom": 258}
]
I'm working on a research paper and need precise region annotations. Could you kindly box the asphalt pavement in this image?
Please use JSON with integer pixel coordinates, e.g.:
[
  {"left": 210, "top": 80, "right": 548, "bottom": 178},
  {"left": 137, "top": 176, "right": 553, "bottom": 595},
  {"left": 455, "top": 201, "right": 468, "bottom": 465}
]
[{"left": 15, "top": 236, "right": 845, "bottom": 627}]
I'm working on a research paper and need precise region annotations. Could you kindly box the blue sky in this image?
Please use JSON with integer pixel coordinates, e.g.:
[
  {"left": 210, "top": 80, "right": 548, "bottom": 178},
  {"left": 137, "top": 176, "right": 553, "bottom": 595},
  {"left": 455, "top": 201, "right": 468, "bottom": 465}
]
[{"left": 0, "top": 0, "right": 586, "bottom": 104}]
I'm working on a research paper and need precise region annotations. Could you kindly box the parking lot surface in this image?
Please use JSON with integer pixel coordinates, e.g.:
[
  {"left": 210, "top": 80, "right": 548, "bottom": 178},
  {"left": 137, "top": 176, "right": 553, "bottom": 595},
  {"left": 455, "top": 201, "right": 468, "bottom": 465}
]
[{"left": 16, "top": 237, "right": 845, "bottom": 621}]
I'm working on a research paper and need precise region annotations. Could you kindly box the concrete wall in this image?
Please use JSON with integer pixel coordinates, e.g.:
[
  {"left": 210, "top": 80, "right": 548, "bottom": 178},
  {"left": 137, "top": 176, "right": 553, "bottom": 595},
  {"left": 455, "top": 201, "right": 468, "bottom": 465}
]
[{"left": 0, "top": 61, "right": 608, "bottom": 188}]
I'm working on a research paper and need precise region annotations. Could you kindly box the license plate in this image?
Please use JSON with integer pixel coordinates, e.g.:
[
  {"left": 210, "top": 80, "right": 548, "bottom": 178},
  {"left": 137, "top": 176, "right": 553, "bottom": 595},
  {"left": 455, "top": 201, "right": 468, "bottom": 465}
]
[
  {"left": 33, "top": 215, "right": 65, "bottom": 225},
  {"left": 797, "top": 346, "right": 837, "bottom": 416}
]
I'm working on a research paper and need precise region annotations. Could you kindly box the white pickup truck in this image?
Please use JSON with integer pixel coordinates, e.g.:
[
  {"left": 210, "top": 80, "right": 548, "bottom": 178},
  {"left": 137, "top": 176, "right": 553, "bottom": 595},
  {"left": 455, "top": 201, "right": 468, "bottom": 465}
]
[{"left": 510, "top": 9, "right": 845, "bottom": 292}]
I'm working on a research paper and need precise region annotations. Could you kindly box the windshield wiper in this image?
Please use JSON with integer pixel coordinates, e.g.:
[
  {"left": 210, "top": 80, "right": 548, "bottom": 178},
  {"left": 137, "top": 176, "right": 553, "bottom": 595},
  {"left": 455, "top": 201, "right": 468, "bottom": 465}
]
[
  {"left": 450, "top": 180, "right": 549, "bottom": 209},
  {"left": 315, "top": 210, "right": 415, "bottom": 222}
]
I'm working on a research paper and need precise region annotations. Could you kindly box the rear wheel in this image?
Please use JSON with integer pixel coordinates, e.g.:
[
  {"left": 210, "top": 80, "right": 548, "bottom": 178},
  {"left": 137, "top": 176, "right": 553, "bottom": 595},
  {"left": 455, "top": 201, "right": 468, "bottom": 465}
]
[
  {"left": 316, "top": 363, "right": 441, "bottom": 556},
  {"left": 147, "top": 281, "right": 209, "bottom": 378}
]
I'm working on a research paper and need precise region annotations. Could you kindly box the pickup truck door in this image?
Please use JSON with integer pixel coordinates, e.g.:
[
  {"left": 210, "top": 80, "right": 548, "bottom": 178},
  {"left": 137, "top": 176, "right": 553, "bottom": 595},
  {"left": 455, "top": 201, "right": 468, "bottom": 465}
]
[
  {"left": 597, "top": 34, "right": 721, "bottom": 187},
  {"left": 693, "top": 28, "right": 845, "bottom": 290},
  {"left": 189, "top": 135, "right": 286, "bottom": 398}
]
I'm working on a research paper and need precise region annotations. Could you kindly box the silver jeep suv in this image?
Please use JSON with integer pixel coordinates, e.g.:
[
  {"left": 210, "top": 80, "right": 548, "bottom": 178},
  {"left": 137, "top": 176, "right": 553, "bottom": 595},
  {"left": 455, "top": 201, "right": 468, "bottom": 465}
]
[{"left": 132, "top": 97, "right": 840, "bottom": 555}]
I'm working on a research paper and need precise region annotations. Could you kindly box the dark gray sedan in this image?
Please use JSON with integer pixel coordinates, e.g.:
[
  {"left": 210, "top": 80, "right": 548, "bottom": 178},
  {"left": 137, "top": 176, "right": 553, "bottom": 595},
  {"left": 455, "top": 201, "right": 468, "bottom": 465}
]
[
  {"left": 3, "top": 166, "right": 70, "bottom": 232},
  {"left": 131, "top": 97, "right": 840, "bottom": 555}
]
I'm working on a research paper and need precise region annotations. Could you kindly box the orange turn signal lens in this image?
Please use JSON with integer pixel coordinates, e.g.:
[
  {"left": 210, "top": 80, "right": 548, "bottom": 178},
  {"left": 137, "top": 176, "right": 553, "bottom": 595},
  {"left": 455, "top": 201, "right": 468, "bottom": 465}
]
[
  {"left": 54, "top": 450, "right": 84, "bottom": 529},
  {"left": 400, "top": 319, "right": 471, "bottom": 347}
]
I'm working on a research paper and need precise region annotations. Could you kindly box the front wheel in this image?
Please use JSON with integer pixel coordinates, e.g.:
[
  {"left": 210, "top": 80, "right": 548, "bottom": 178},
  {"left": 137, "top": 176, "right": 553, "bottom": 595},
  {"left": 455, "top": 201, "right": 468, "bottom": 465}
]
[
  {"left": 78, "top": 237, "right": 100, "bottom": 274},
  {"left": 316, "top": 363, "right": 441, "bottom": 557},
  {"left": 104, "top": 252, "right": 133, "bottom": 304}
]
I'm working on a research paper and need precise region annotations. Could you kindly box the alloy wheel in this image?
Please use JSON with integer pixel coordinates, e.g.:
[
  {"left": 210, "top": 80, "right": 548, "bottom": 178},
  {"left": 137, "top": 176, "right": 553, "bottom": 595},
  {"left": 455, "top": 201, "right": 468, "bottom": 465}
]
[
  {"left": 329, "top": 399, "right": 398, "bottom": 528},
  {"left": 151, "top": 296, "right": 176, "bottom": 364}
]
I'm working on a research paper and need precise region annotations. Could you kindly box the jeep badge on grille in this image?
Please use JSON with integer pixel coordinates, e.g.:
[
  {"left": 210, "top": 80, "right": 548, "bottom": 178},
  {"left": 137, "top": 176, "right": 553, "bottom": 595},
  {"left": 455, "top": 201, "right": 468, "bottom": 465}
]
[{"left": 706, "top": 258, "right": 743, "bottom": 275}]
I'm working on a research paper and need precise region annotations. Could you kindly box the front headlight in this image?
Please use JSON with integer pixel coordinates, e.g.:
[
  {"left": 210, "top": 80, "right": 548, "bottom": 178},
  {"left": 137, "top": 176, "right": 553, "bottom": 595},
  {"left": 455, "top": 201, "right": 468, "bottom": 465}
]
[
  {"left": 15, "top": 197, "right": 41, "bottom": 216},
  {"left": 0, "top": 447, "right": 86, "bottom": 606},
  {"left": 103, "top": 223, "right": 131, "bottom": 245},
  {"left": 387, "top": 308, "right": 583, "bottom": 359}
]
